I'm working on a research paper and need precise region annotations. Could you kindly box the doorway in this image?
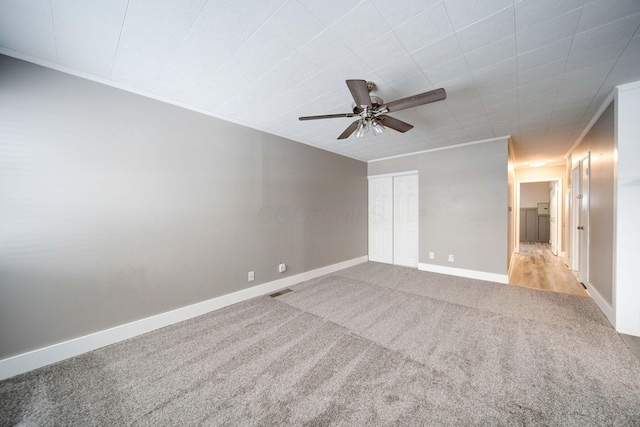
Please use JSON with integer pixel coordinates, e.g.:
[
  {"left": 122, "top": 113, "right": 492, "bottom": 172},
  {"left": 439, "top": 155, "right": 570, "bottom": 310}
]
[
  {"left": 512, "top": 177, "right": 566, "bottom": 292},
  {"left": 515, "top": 178, "right": 562, "bottom": 256},
  {"left": 368, "top": 172, "right": 419, "bottom": 268}
]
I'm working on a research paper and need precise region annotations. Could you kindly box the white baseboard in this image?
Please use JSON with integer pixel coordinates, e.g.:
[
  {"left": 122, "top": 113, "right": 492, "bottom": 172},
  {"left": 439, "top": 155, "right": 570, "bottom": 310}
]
[
  {"left": 0, "top": 256, "right": 368, "bottom": 381},
  {"left": 418, "top": 263, "right": 509, "bottom": 284},
  {"left": 584, "top": 281, "right": 615, "bottom": 326}
]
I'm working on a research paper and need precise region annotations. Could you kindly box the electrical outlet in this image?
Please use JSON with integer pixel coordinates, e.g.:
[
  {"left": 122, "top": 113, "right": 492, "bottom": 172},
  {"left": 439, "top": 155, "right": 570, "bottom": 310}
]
[
  {"left": 248, "top": 271, "right": 254, "bottom": 282},
  {"left": 278, "top": 262, "right": 287, "bottom": 273},
  {"left": 429, "top": 252, "right": 435, "bottom": 259},
  {"left": 448, "top": 255, "right": 454, "bottom": 262}
]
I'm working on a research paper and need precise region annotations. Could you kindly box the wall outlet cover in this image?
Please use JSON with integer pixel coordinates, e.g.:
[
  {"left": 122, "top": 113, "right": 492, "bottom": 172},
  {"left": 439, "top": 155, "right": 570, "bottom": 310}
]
[
  {"left": 448, "top": 255, "right": 454, "bottom": 262},
  {"left": 248, "top": 271, "right": 254, "bottom": 281},
  {"left": 429, "top": 252, "right": 435, "bottom": 259}
]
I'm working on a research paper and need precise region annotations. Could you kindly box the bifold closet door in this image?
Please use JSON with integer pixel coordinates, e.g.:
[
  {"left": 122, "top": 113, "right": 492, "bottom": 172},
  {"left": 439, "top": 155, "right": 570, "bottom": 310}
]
[
  {"left": 368, "top": 177, "right": 393, "bottom": 264},
  {"left": 393, "top": 174, "right": 419, "bottom": 267}
]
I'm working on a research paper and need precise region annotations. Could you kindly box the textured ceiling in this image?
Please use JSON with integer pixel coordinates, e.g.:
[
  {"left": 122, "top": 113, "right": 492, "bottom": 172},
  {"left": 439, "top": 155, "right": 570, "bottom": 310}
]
[{"left": 1, "top": 0, "right": 639, "bottom": 165}]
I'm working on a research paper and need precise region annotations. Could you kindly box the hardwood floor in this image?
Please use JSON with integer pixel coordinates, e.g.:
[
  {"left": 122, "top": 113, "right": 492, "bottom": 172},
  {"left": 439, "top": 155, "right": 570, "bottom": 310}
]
[{"left": 509, "top": 242, "right": 588, "bottom": 297}]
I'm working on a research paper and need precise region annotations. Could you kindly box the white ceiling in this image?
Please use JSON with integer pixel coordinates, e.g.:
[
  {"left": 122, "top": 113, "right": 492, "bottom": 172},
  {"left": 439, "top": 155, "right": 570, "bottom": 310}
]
[{"left": 1, "top": 0, "right": 639, "bottom": 165}]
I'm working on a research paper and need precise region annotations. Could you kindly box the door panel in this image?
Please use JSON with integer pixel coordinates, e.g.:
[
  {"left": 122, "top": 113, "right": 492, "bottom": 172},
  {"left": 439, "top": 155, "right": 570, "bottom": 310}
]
[
  {"left": 393, "top": 175, "right": 419, "bottom": 267},
  {"left": 549, "top": 182, "right": 558, "bottom": 254},
  {"left": 579, "top": 153, "right": 590, "bottom": 284},
  {"left": 570, "top": 166, "right": 580, "bottom": 271},
  {"left": 368, "top": 177, "right": 393, "bottom": 263}
]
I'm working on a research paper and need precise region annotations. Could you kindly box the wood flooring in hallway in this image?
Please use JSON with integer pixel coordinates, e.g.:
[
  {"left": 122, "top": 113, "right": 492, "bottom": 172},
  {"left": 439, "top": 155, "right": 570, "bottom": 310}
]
[{"left": 509, "top": 242, "right": 588, "bottom": 297}]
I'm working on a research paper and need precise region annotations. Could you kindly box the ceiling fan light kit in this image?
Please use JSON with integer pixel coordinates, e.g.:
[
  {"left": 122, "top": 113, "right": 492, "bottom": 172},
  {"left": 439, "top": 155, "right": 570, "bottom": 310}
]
[
  {"left": 355, "top": 120, "right": 369, "bottom": 138},
  {"left": 371, "top": 118, "right": 385, "bottom": 136},
  {"left": 299, "top": 80, "right": 446, "bottom": 140}
]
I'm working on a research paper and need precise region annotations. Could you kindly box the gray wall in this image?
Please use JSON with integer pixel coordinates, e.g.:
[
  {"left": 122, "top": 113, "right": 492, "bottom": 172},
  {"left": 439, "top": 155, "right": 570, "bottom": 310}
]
[
  {"left": 368, "top": 139, "right": 509, "bottom": 275},
  {"left": 570, "top": 102, "right": 615, "bottom": 306},
  {"left": 520, "top": 182, "right": 550, "bottom": 208},
  {"left": 0, "top": 55, "right": 367, "bottom": 359}
]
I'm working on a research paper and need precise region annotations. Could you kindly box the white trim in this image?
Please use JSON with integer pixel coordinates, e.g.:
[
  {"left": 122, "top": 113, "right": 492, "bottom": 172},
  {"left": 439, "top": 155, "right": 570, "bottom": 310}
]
[
  {"left": 612, "top": 89, "right": 620, "bottom": 334},
  {"left": 418, "top": 263, "right": 509, "bottom": 284},
  {"left": 617, "top": 80, "right": 640, "bottom": 92},
  {"left": 0, "top": 256, "right": 368, "bottom": 381},
  {"left": 0, "top": 48, "right": 369, "bottom": 163},
  {"left": 367, "top": 136, "right": 511, "bottom": 163},
  {"left": 367, "top": 170, "right": 418, "bottom": 179},
  {"left": 584, "top": 281, "right": 615, "bottom": 325}
]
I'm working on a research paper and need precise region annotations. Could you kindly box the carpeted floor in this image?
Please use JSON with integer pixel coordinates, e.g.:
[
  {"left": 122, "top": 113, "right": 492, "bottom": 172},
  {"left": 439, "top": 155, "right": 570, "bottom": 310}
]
[{"left": 2, "top": 262, "right": 639, "bottom": 426}]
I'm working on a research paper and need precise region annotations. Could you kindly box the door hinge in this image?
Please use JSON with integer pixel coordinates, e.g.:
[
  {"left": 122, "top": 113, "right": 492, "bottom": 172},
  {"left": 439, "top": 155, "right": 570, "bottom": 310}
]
[{"left": 586, "top": 167, "right": 589, "bottom": 176}]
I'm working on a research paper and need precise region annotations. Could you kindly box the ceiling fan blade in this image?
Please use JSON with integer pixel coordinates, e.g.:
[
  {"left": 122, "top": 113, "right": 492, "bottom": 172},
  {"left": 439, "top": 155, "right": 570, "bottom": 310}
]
[
  {"left": 346, "top": 79, "right": 372, "bottom": 109},
  {"left": 378, "top": 115, "right": 414, "bottom": 133},
  {"left": 299, "top": 113, "right": 356, "bottom": 121},
  {"left": 384, "top": 88, "right": 446, "bottom": 113},
  {"left": 337, "top": 120, "right": 361, "bottom": 140}
]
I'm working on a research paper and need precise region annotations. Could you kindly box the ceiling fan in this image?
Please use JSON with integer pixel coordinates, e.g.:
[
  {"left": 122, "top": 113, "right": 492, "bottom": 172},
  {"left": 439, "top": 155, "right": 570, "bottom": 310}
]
[{"left": 299, "top": 80, "right": 446, "bottom": 139}]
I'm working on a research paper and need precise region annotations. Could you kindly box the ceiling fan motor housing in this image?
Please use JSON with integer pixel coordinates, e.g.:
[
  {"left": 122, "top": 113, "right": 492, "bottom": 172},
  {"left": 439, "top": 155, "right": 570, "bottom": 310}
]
[{"left": 352, "top": 96, "right": 384, "bottom": 114}]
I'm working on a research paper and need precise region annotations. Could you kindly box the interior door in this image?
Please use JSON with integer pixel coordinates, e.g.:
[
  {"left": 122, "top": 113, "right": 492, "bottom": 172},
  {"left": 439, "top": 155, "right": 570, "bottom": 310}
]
[
  {"left": 393, "top": 174, "right": 419, "bottom": 267},
  {"left": 368, "top": 177, "right": 393, "bottom": 264},
  {"left": 549, "top": 181, "right": 558, "bottom": 254},
  {"left": 578, "top": 153, "right": 590, "bottom": 284},
  {"left": 570, "top": 165, "right": 580, "bottom": 271}
]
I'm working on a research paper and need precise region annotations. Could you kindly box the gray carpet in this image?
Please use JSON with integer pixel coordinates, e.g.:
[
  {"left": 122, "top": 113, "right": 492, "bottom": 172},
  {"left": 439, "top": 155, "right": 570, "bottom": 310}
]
[{"left": 2, "top": 262, "right": 640, "bottom": 426}]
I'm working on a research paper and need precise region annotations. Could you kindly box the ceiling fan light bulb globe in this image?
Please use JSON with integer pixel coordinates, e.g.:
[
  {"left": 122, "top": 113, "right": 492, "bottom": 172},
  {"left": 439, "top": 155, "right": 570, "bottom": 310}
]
[{"left": 371, "top": 119, "right": 385, "bottom": 135}]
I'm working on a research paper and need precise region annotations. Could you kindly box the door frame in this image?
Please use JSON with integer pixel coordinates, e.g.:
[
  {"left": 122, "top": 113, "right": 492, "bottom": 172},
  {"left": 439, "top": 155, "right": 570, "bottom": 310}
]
[{"left": 514, "top": 177, "right": 563, "bottom": 255}]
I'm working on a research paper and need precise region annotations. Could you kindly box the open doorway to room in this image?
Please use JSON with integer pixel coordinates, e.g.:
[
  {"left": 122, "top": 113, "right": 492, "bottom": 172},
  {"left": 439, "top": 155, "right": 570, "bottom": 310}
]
[
  {"left": 510, "top": 178, "right": 586, "bottom": 296},
  {"left": 519, "top": 181, "right": 552, "bottom": 246}
]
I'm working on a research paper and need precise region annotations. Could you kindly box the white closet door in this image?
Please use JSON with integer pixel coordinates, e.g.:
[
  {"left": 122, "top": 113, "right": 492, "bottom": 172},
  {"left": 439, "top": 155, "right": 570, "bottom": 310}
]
[
  {"left": 368, "top": 177, "right": 393, "bottom": 264},
  {"left": 393, "top": 174, "right": 419, "bottom": 267}
]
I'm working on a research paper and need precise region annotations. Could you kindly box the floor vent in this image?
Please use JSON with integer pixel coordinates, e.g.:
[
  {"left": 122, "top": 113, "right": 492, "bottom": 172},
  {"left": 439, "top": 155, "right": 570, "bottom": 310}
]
[{"left": 270, "top": 288, "right": 292, "bottom": 297}]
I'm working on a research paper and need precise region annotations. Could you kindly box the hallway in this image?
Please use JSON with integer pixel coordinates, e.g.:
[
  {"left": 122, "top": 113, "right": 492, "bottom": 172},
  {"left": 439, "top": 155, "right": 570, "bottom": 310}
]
[{"left": 509, "top": 242, "right": 587, "bottom": 297}]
